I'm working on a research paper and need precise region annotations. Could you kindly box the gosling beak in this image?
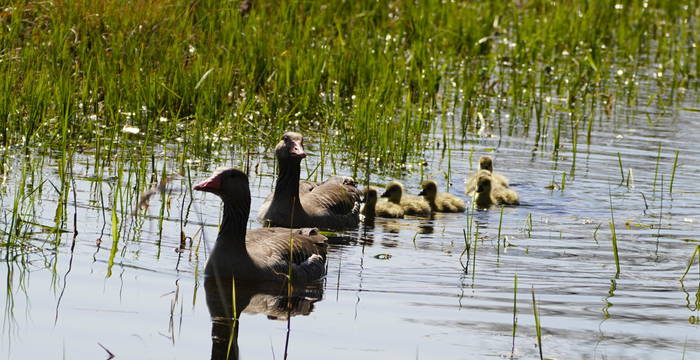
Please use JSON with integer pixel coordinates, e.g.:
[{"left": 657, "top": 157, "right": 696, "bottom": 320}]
[
  {"left": 380, "top": 191, "right": 389, "bottom": 198},
  {"left": 476, "top": 184, "right": 484, "bottom": 193},
  {"left": 418, "top": 190, "right": 425, "bottom": 196},
  {"left": 289, "top": 141, "right": 306, "bottom": 159},
  {"left": 193, "top": 174, "right": 221, "bottom": 193}
]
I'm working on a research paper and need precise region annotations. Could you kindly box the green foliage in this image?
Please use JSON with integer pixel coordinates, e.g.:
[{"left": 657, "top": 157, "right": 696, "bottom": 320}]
[{"left": 0, "top": 0, "right": 696, "bottom": 169}]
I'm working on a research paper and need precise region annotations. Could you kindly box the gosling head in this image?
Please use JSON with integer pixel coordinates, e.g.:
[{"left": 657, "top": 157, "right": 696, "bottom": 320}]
[
  {"left": 478, "top": 156, "right": 494, "bottom": 172},
  {"left": 475, "top": 170, "right": 493, "bottom": 194},
  {"left": 363, "top": 187, "right": 378, "bottom": 207},
  {"left": 418, "top": 180, "right": 438, "bottom": 201},
  {"left": 275, "top": 132, "right": 306, "bottom": 161},
  {"left": 380, "top": 181, "right": 403, "bottom": 203},
  {"left": 193, "top": 168, "right": 251, "bottom": 208}
]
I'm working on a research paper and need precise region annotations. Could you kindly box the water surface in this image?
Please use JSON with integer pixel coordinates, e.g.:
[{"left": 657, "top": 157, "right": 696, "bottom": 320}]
[{"left": 2, "top": 87, "right": 700, "bottom": 360}]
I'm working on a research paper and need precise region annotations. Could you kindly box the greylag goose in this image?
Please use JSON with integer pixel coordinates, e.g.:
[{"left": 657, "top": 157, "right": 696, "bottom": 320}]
[
  {"left": 419, "top": 180, "right": 466, "bottom": 212},
  {"left": 466, "top": 155, "right": 510, "bottom": 195},
  {"left": 257, "top": 132, "right": 361, "bottom": 229},
  {"left": 470, "top": 170, "right": 519, "bottom": 208},
  {"left": 194, "top": 168, "right": 327, "bottom": 282},
  {"left": 381, "top": 180, "right": 431, "bottom": 217}
]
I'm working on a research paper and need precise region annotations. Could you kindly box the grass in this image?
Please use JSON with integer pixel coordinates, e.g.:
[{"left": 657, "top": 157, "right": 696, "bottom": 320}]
[
  {"left": 680, "top": 245, "right": 699, "bottom": 282},
  {"left": 609, "top": 186, "right": 620, "bottom": 278},
  {"left": 227, "top": 277, "right": 239, "bottom": 360},
  {"left": 653, "top": 143, "right": 662, "bottom": 194},
  {"left": 510, "top": 273, "right": 518, "bottom": 359},
  {"left": 497, "top": 205, "right": 504, "bottom": 257},
  {"left": 669, "top": 151, "right": 679, "bottom": 195},
  {"left": 0, "top": 0, "right": 699, "bottom": 356},
  {"left": 617, "top": 152, "right": 624, "bottom": 184},
  {"left": 531, "top": 286, "right": 543, "bottom": 360},
  {"left": 0, "top": 0, "right": 696, "bottom": 170}
]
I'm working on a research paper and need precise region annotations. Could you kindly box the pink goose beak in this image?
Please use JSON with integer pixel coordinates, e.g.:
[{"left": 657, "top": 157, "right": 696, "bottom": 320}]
[
  {"left": 193, "top": 174, "right": 222, "bottom": 193},
  {"left": 290, "top": 141, "right": 306, "bottom": 159}
]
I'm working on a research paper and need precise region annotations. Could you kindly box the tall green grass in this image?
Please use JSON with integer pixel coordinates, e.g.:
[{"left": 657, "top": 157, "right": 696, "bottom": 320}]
[{"left": 0, "top": 0, "right": 696, "bottom": 171}]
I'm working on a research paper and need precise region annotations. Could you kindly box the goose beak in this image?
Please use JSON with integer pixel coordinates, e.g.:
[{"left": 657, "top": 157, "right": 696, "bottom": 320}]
[
  {"left": 193, "top": 175, "right": 221, "bottom": 193},
  {"left": 289, "top": 141, "right": 306, "bottom": 159}
]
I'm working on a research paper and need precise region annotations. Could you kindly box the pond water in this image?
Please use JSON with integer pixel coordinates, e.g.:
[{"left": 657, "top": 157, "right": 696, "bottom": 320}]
[{"left": 1, "top": 87, "right": 700, "bottom": 359}]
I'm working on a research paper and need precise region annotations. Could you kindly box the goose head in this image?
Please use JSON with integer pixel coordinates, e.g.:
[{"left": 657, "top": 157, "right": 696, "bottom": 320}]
[
  {"left": 475, "top": 170, "right": 493, "bottom": 194},
  {"left": 380, "top": 181, "right": 403, "bottom": 203},
  {"left": 418, "top": 180, "right": 438, "bottom": 201},
  {"left": 275, "top": 132, "right": 306, "bottom": 161},
  {"left": 478, "top": 156, "right": 494, "bottom": 172},
  {"left": 193, "top": 168, "right": 251, "bottom": 209},
  {"left": 363, "top": 187, "right": 378, "bottom": 207}
]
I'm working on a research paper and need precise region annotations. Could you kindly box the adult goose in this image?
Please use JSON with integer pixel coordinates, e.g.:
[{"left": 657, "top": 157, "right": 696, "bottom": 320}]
[
  {"left": 194, "top": 168, "right": 327, "bottom": 282},
  {"left": 470, "top": 170, "right": 519, "bottom": 208},
  {"left": 466, "top": 155, "right": 510, "bottom": 196},
  {"left": 258, "top": 132, "right": 362, "bottom": 229}
]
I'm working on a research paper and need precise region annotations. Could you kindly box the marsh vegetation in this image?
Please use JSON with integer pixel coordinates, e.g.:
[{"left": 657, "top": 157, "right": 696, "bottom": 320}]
[{"left": 1, "top": 0, "right": 699, "bottom": 358}]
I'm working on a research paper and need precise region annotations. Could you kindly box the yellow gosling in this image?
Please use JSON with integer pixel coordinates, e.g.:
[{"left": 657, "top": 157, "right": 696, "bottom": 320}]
[
  {"left": 381, "top": 180, "right": 430, "bottom": 217},
  {"left": 419, "top": 180, "right": 466, "bottom": 213},
  {"left": 371, "top": 184, "right": 404, "bottom": 218},
  {"left": 471, "top": 170, "right": 519, "bottom": 209},
  {"left": 466, "top": 155, "right": 510, "bottom": 195}
]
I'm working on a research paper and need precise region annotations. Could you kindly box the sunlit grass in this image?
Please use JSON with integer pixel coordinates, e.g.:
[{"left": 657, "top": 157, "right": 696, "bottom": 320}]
[{"left": 0, "top": 0, "right": 695, "bottom": 172}]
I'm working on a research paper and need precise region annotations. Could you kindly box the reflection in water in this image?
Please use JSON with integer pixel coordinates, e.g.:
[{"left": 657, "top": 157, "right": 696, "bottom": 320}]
[
  {"left": 204, "top": 277, "right": 323, "bottom": 360},
  {"left": 417, "top": 221, "right": 434, "bottom": 234}
]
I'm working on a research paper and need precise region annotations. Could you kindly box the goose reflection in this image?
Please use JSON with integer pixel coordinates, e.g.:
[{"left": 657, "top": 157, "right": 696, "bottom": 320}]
[{"left": 205, "top": 277, "right": 324, "bottom": 360}]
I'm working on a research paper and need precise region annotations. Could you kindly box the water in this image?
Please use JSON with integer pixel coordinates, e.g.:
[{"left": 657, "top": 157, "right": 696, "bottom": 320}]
[{"left": 2, "top": 93, "right": 700, "bottom": 359}]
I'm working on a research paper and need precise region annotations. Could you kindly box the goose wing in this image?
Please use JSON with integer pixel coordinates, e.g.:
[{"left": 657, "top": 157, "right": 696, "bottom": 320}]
[
  {"left": 303, "top": 176, "right": 362, "bottom": 215},
  {"left": 246, "top": 227, "right": 327, "bottom": 282}
]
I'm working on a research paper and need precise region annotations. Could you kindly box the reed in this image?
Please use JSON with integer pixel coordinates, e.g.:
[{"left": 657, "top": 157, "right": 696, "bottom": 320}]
[
  {"left": 510, "top": 273, "right": 518, "bottom": 359},
  {"left": 227, "top": 276, "right": 239, "bottom": 360},
  {"left": 617, "top": 152, "right": 625, "bottom": 184},
  {"left": 0, "top": 0, "right": 693, "bottom": 174},
  {"left": 669, "top": 151, "right": 679, "bottom": 195},
  {"left": 497, "top": 206, "right": 504, "bottom": 257},
  {"left": 609, "top": 187, "right": 620, "bottom": 278},
  {"left": 560, "top": 172, "right": 566, "bottom": 192},
  {"left": 472, "top": 225, "right": 479, "bottom": 280},
  {"left": 652, "top": 143, "right": 662, "bottom": 194},
  {"left": 526, "top": 214, "right": 533, "bottom": 238},
  {"left": 460, "top": 229, "right": 470, "bottom": 273},
  {"left": 679, "top": 245, "right": 699, "bottom": 282},
  {"left": 531, "top": 286, "right": 544, "bottom": 360}
]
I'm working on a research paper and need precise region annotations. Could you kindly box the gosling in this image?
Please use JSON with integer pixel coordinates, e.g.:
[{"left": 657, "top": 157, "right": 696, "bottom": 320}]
[
  {"left": 471, "top": 170, "right": 519, "bottom": 209},
  {"left": 360, "top": 187, "right": 379, "bottom": 220},
  {"left": 362, "top": 186, "right": 404, "bottom": 218},
  {"left": 466, "top": 155, "right": 510, "bottom": 195},
  {"left": 381, "top": 181, "right": 431, "bottom": 217},
  {"left": 419, "top": 180, "right": 466, "bottom": 213}
]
